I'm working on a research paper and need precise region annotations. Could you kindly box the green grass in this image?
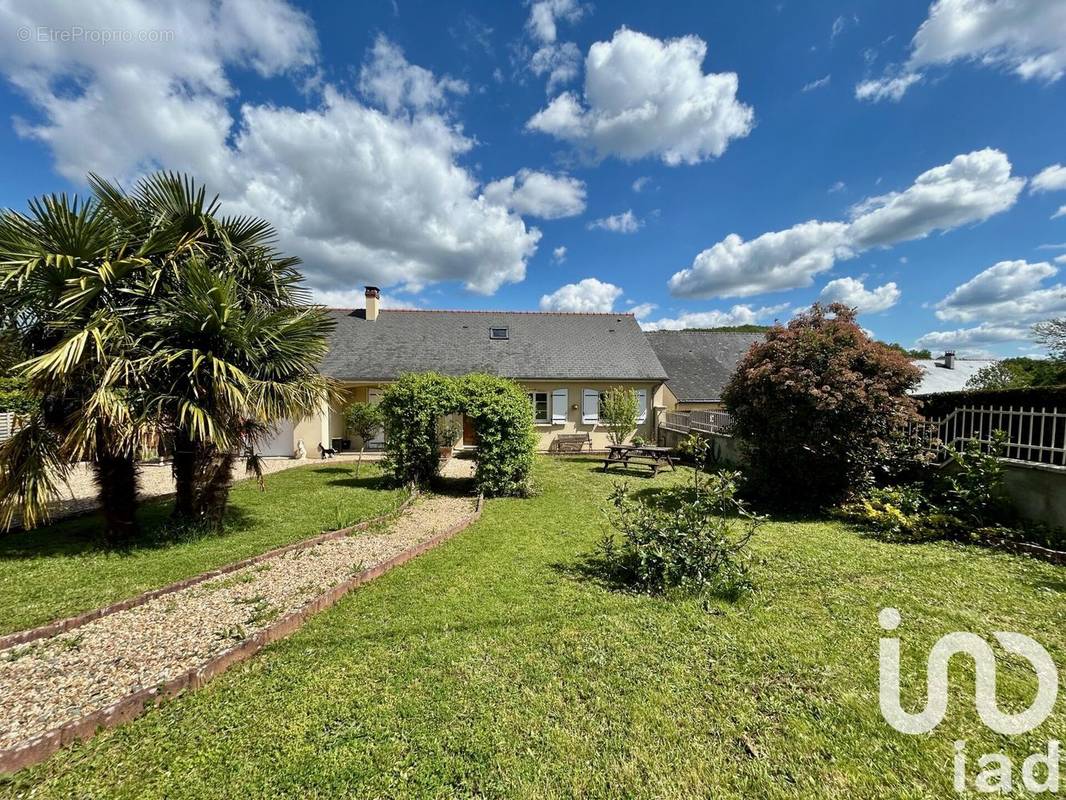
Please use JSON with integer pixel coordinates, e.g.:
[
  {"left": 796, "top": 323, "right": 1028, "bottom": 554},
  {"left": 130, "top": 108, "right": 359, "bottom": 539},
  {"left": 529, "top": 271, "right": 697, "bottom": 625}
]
[
  {"left": 0, "top": 462, "right": 405, "bottom": 634},
  {"left": 2, "top": 457, "right": 1064, "bottom": 798}
]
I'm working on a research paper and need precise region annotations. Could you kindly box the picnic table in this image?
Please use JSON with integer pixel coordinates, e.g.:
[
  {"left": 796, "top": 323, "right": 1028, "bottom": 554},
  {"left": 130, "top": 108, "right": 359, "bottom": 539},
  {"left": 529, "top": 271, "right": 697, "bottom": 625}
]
[{"left": 601, "top": 444, "right": 675, "bottom": 476}]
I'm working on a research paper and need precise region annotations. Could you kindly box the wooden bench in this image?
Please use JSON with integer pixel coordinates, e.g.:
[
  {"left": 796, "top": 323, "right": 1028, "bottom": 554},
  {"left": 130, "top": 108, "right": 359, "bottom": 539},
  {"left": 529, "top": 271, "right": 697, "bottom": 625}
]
[{"left": 549, "top": 433, "right": 592, "bottom": 454}]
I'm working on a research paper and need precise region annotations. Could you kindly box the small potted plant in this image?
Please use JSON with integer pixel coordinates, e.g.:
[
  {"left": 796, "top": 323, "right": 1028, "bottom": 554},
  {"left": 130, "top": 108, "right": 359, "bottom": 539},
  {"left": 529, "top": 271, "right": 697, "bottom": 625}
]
[{"left": 437, "top": 418, "right": 462, "bottom": 460}]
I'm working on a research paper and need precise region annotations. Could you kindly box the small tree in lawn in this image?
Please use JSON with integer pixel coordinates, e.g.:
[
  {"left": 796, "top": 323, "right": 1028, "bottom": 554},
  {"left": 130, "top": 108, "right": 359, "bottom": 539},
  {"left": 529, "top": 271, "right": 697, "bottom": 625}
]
[
  {"left": 600, "top": 387, "right": 639, "bottom": 446},
  {"left": 344, "top": 401, "right": 383, "bottom": 477},
  {"left": 722, "top": 303, "right": 922, "bottom": 510}
]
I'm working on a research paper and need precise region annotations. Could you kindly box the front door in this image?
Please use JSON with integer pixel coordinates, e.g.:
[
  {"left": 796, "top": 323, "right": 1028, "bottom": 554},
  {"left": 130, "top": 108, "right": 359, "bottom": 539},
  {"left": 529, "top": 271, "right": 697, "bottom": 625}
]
[{"left": 462, "top": 414, "right": 478, "bottom": 446}]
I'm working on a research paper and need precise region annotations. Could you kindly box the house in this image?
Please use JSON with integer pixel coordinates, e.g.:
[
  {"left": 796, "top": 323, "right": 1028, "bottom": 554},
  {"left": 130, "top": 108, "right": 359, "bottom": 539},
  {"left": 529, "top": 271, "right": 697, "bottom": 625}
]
[
  {"left": 646, "top": 330, "right": 763, "bottom": 411},
  {"left": 263, "top": 287, "right": 668, "bottom": 455},
  {"left": 910, "top": 351, "right": 997, "bottom": 395}
]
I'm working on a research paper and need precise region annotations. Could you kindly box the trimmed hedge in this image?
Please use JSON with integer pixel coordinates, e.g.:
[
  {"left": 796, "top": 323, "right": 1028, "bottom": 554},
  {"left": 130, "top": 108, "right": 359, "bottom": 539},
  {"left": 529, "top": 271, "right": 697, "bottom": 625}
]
[{"left": 917, "top": 385, "right": 1066, "bottom": 419}]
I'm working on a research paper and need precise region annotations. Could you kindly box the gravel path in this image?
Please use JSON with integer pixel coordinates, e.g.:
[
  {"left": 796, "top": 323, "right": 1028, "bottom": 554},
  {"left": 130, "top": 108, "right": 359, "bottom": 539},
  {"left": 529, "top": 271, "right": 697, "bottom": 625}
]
[{"left": 0, "top": 493, "right": 474, "bottom": 750}]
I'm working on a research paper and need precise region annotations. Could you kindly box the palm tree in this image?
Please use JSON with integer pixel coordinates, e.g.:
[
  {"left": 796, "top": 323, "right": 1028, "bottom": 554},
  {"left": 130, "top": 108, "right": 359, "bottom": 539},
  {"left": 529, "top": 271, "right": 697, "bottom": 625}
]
[
  {"left": 0, "top": 194, "right": 160, "bottom": 540},
  {"left": 0, "top": 173, "right": 335, "bottom": 538}
]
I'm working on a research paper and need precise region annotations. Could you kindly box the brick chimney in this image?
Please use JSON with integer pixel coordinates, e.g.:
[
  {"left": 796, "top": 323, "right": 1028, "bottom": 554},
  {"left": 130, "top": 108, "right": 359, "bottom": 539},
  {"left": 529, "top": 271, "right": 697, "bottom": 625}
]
[{"left": 364, "top": 286, "right": 380, "bottom": 321}]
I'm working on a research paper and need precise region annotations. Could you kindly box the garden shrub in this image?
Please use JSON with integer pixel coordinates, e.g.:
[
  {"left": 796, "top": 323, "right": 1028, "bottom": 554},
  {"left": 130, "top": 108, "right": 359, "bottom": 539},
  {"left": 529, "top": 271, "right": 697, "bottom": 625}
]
[
  {"left": 379, "top": 373, "right": 459, "bottom": 486},
  {"left": 722, "top": 303, "right": 922, "bottom": 510},
  {"left": 600, "top": 386, "right": 638, "bottom": 446},
  {"left": 838, "top": 431, "right": 1063, "bottom": 549},
  {"left": 0, "top": 377, "right": 35, "bottom": 415},
  {"left": 378, "top": 372, "right": 536, "bottom": 497},
  {"left": 460, "top": 373, "right": 537, "bottom": 497},
  {"left": 601, "top": 439, "right": 763, "bottom": 599}
]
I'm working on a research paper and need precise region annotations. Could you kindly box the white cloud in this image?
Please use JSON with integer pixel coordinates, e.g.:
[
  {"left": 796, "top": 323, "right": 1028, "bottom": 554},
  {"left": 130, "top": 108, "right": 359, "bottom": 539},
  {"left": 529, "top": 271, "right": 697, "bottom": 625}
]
[
  {"left": 828, "top": 180, "right": 846, "bottom": 193},
  {"left": 483, "top": 169, "right": 586, "bottom": 219},
  {"left": 0, "top": 0, "right": 317, "bottom": 183},
  {"left": 857, "top": 0, "right": 1066, "bottom": 102},
  {"left": 802, "top": 74, "right": 831, "bottom": 92},
  {"left": 640, "top": 303, "right": 787, "bottom": 332},
  {"left": 525, "top": 0, "right": 586, "bottom": 93},
  {"left": 527, "top": 0, "right": 585, "bottom": 44},
  {"left": 628, "top": 302, "right": 657, "bottom": 320},
  {"left": 846, "top": 148, "right": 1024, "bottom": 249},
  {"left": 1031, "top": 164, "right": 1066, "bottom": 194},
  {"left": 934, "top": 259, "right": 1066, "bottom": 322},
  {"left": 0, "top": 10, "right": 542, "bottom": 298},
  {"left": 1055, "top": 205, "right": 1066, "bottom": 220},
  {"left": 632, "top": 176, "right": 651, "bottom": 192},
  {"left": 552, "top": 245, "right": 567, "bottom": 262},
  {"left": 819, "top": 277, "right": 901, "bottom": 313},
  {"left": 668, "top": 149, "right": 1024, "bottom": 299},
  {"left": 668, "top": 221, "right": 851, "bottom": 299},
  {"left": 1056, "top": 255, "right": 1066, "bottom": 265},
  {"left": 311, "top": 288, "right": 419, "bottom": 309},
  {"left": 539, "top": 277, "right": 623, "bottom": 312},
  {"left": 358, "top": 35, "right": 467, "bottom": 115},
  {"left": 916, "top": 322, "right": 1031, "bottom": 349},
  {"left": 527, "top": 28, "right": 754, "bottom": 165},
  {"left": 588, "top": 209, "right": 642, "bottom": 233},
  {"left": 854, "top": 72, "right": 922, "bottom": 102}
]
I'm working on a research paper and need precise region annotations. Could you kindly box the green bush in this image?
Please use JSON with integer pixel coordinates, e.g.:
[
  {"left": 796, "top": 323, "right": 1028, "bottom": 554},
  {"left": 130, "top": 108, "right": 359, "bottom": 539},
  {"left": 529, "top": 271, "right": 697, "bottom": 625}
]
[
  {"left": 0, "top": 377, "right": 36, "bottom": 414},
  {"left": 460, "top": 374, "right": 537, "bottom": 497},
  {"left": 343, "top": 402, "right": 384, "bottom": 451},
  {"left": 378, "top": 372, "right": 536, "bottom": 497},
  {"left": 601, "top": 439, "right": 763, "bottom": 599},
  {"left": 600, "top": 386, "right": 638, "bottom": 446},
  {"left": 838, "top": 431, "right": 1063, "bottom": 549},
  {"left": 379, "top": 373, "right": 459, "bottom": 486}
]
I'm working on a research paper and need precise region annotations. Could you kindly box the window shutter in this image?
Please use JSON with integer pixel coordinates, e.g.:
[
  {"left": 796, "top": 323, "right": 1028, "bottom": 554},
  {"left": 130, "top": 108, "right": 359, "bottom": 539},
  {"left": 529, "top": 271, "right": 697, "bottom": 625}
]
[
  {"left": 636, "top": 389, "right": 648, "bottom": 423},
  {"left": 552, "top": 388, "right": 568, "bottom": 424},
  {"left": 582, "top": 389, "right": 599, "bottom": 424}
]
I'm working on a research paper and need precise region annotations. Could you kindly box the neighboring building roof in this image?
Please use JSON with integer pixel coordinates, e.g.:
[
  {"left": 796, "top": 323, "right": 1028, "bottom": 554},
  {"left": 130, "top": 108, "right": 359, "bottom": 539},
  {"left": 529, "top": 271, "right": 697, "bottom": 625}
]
[
  {"left": 910, "top": 359, "right": 997, "bottom": 395},
  {"left": 321, "top": 309, "right": 668, "bottom": 382},
  {"left": 645, "top": 330, "right": 763, "bottom": 402}
]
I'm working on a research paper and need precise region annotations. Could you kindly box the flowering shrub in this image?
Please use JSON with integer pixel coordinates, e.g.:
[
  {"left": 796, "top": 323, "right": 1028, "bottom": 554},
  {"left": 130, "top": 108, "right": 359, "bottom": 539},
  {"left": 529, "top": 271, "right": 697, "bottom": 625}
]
[{"left": 722, "top": 303, "right": 923, "bottom": 510}]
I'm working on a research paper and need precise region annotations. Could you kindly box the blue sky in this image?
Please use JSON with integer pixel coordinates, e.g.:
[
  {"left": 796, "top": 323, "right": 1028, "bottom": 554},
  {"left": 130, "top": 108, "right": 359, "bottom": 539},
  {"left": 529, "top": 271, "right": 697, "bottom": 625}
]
[{"left": 1, "top": 1, "right": 1065, "bottom": 355}]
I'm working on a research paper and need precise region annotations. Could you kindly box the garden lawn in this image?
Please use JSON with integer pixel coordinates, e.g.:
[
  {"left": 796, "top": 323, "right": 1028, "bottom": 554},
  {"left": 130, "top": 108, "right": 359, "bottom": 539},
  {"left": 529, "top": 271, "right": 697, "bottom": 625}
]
[
  {"left": 0, "top": 463, "right": 405, "bottom": 634},
  {"left": 2, "top": 456, "right": 1064, "bottom": 798}
]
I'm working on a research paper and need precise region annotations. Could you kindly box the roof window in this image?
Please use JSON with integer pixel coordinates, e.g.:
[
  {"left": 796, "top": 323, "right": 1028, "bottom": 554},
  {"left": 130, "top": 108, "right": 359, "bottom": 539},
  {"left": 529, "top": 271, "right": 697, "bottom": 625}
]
[{"left": 489, "top": 326, "right": 509, "bottom": 340}]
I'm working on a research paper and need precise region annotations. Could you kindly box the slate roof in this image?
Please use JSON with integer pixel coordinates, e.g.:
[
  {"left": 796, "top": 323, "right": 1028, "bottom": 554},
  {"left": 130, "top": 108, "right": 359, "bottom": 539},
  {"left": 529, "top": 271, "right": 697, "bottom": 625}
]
[
  {"left": 646, "top": 330, "right": 763, "bottom": 402},
  {"left": 321, "top": 309, "right": 668, "bottom": 382},
  {"left": 910, "top": 359, "right": 997, "bottom": 395}
]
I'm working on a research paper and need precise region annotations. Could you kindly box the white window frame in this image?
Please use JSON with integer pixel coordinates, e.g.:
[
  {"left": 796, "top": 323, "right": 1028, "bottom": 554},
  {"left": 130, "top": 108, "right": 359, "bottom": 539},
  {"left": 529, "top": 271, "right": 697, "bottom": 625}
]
[
  {"left": 636, "top": 389, "right": 648, "bottom": 424},
  {"left": 527, "top": 391, "right": 550, "bottom": 425}
]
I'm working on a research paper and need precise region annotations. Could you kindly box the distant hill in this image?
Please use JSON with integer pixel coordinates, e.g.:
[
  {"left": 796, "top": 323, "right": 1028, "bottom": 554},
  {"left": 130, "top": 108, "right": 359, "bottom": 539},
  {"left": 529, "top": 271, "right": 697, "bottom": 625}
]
[{"left": 680, "top": 325, "right": 773, "bottom": 333}]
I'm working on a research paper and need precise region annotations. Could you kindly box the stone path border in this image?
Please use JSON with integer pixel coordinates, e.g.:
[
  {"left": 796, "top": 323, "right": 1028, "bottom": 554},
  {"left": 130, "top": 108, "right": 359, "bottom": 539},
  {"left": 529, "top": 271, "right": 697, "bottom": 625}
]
[{"left": 0, "top": 493, "right": 482, "bottom": 774}]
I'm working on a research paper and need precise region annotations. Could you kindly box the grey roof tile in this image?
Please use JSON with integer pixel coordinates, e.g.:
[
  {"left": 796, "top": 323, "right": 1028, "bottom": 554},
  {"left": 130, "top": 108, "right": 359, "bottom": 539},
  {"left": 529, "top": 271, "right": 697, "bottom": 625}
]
[
  {"left": 321, "top": 309, "right": 667, "bottom": 381},
  {"left": 646, "top": 330, "right": 763, "bottom": 402}
]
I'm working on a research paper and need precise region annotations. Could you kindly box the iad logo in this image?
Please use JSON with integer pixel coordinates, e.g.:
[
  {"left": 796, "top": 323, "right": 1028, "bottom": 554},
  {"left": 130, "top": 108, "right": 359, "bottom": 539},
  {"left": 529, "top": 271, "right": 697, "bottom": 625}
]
[{"left": 878, "top": 608, "right": 1061, "bottom": 794}]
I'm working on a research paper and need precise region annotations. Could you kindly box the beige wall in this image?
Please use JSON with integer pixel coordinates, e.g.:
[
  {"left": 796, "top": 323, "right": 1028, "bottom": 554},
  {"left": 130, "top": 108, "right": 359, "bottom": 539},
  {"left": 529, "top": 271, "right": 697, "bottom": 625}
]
[
  {"left": 304, "top": 379, "right": 663, "bottom": 453},
  {"left": 519, "top": 380, "right": 661, "bottom": 451},
  {"left": 657, "top": 383, "right": 725, "bottom": 412}
]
